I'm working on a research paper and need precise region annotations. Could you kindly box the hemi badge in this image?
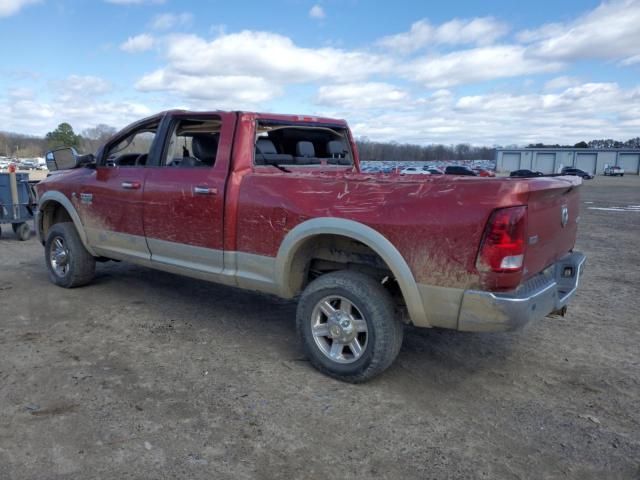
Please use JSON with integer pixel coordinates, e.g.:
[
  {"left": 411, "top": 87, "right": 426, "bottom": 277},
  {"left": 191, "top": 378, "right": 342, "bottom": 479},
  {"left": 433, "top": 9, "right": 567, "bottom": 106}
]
[{"left": 528, "top": 235, "right": 539, "bottom": 245}]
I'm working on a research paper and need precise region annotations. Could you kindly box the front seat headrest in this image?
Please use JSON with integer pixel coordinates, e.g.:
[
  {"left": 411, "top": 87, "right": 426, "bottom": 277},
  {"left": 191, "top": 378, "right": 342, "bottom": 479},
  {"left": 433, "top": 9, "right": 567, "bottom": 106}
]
[
  {"left": 327, "top": 140, "right": 346, "bottom": 157},
  {"left": 192, "top": 134, "right": 219, "bottom": 165},
  {"left": 296, "top": 141, "right": 315, "bottom": 157},
  {"left": 256, "top": 138, "right": 278, "bottom": 154}
]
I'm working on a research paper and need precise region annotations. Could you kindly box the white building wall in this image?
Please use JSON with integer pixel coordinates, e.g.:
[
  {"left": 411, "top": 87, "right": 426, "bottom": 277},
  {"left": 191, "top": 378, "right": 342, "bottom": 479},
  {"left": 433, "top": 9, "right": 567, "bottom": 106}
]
[
  {"left": 495, "top": 149, "right": 639, "bottom": 175},
  {"left": 596, "top": 152, "right": 616, "bottom": 174}
]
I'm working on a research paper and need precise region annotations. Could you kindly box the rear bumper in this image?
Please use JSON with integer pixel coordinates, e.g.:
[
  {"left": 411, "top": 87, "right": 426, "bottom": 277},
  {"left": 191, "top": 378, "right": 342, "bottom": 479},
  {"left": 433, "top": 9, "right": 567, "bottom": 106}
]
[{"left": 457, "top": 251, "right": 586, "bottom": 332}]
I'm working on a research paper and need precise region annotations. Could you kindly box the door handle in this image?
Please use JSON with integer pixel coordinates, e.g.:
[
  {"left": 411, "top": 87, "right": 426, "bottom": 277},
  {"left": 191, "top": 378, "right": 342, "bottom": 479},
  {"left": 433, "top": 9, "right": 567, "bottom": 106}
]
[
  {"left": 194, "top": 186, "right": 217, "bottom": 195},
  {"left": 121, "top": 181, "right": 141, "bottom": 190}
]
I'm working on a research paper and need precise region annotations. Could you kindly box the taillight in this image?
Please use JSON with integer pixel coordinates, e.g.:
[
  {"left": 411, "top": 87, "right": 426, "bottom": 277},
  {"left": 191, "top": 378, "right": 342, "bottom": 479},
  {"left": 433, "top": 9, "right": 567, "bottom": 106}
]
[{"left": 476, "top": 206, "right": 527, "bottom": 273}]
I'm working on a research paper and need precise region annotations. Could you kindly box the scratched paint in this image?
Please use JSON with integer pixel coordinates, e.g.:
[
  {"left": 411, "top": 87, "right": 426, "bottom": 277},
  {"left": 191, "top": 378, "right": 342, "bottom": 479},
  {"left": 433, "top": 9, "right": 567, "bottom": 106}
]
[{"left": 36, "top": 110, "right": 584, "bottom": 293}]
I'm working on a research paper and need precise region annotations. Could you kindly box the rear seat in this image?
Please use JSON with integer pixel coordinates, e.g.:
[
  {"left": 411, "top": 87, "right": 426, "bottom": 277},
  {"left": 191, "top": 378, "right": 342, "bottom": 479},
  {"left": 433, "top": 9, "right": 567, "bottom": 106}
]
[
  {"left": 255, "top": 138, "right": 293, "bottom": 165},
  {"left": 326, "top": 140, "right": 351, "bottom": 165},
  {"left": 294, "top": 141, "right": 321, "bottom": 165}
]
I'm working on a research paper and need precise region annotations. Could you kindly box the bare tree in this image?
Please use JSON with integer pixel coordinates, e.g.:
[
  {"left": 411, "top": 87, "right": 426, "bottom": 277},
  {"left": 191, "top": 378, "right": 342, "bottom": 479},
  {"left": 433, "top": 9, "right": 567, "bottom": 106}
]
[{"left": 81, "top": 124, "right": 117, "bottom": 153}]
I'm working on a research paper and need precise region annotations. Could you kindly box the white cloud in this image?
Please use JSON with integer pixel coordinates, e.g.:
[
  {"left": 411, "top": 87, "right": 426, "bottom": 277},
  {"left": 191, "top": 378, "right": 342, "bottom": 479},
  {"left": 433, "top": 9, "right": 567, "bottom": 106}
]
[
  {"left": 6, "top": 87, "right": 34, "bottom": 99},
  {"left": 313, "top": 81, "right": 640, "bottom": 146},
  {"left": 63, "top": 75, "right": 112, "bottom": 95},
  {"left": 516, "top": 23, "right": 564, "bottom": 44},
  {"left": 620, "top": 53, "right": 640, "bottom": 66},
  {"left": 378, "top": 17, "right": 508, "bottom": 53},
  {"left": 309, "top": 4, "right": 325, "bottom": 19},
  {"left": 0, "top": 85, "right": 152, "bottom": 136},
  {"left": 0, "top": 0, "right": 39, "bottom": 17},
  {"left": 161, "top": 32, "right": 390, "bottom": 83},
  {"left": 120, "top": 33, "right": 155, "bottom": 53},
  {"left": 523, "top": 0, "right": 640, "bottom": 61},
  {"left": 136, "top": 69, "right": 280, "bottom": 107},
  {"left": 316, "top": 83, "right": 408, "bottom": 109},
  {"left": 150, "top": 12, "right": 193, "bottom": 30},
  {"left": 402, "top": 45, "right": 563, "bottom": 88},
  {"left": 133, "top": 31, "right": 392, "bottom": 105},
  {"left": 544, "top": 76, "right": 580, "bottom": 90},
  {"left": 451, "top": 83, "right": 637, "bottom": 124}
]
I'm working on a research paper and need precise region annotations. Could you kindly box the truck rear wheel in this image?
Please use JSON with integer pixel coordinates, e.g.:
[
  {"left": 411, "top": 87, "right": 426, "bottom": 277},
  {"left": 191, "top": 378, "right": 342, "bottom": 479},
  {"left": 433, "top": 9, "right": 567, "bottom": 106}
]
[
  {"left": 296, "top": 270, "right": 403, "bottom": 383},
  {"left": 45, "top": 222, "right": 96, "bottom": 288}
]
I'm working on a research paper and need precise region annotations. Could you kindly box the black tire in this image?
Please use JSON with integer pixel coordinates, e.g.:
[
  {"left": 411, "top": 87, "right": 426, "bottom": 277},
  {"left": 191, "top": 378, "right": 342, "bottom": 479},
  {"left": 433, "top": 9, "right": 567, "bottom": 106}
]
[
  {"left": 15, "top": 222, "right": 31, "bottom": 241},
  {"left": 296, "top": 270, "right": 403, "bottom": 383},
  {"left": 45, "top": 222, "right": 96, "bottom": 288}
]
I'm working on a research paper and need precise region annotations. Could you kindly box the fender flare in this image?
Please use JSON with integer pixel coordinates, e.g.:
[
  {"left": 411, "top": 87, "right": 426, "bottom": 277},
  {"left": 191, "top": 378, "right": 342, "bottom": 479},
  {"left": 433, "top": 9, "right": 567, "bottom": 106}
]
[
  {"left": 37, "top": 191, "right": 97, "bottom": 256},
  {"left": 275, "top": 217, "right": 429, "bottom": 327}
]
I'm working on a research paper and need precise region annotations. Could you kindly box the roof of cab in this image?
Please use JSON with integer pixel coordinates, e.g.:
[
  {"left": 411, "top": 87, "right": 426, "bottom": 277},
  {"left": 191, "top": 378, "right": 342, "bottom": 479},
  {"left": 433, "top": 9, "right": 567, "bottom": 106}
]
[{"left": 159, "top": 109, "right": 348, "bottom": 126}]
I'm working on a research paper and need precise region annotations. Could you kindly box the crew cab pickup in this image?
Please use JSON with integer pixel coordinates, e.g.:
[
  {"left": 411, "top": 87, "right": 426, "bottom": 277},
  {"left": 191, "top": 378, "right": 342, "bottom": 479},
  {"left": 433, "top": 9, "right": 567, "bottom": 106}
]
[{"left": 37, "top": 110, "right": 586, "bottom": 382}]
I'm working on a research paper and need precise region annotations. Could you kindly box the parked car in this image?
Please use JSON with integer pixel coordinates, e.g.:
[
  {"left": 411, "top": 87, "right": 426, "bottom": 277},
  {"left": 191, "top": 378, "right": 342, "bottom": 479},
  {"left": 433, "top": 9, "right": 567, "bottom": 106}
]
[
  {"left": 561, "top": 167, "right": 594, "bottom": 179},
  {"left": 18, "top": 159, "right": 39, "bottom": 170},
  {"left": 444, "top": 165, "right": 477, "bottom": 176},
  {"left": 510, "top": 169, "right": 544, "bottom": 178},
  {"left": 425, "top": 167, "right": 444, "bottom": 175},
  {"left": 603, "top": 165, "right": 624, "bottom": 176},
  {"left": 400, "top": 166, "right": 430, "bottom": 175},
  {"left": 473, "top": 168, "right": 496, "bottom": 177},
  {"left": 36, "top": 110, "right": 586, "bottom": 382}
]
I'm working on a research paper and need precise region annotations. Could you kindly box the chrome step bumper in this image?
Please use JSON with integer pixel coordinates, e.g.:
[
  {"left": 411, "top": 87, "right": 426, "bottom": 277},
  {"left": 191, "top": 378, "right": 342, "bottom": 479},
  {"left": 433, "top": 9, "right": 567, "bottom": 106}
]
[{"left": 457, "top": 252, "right": 586, "bottom": 332}]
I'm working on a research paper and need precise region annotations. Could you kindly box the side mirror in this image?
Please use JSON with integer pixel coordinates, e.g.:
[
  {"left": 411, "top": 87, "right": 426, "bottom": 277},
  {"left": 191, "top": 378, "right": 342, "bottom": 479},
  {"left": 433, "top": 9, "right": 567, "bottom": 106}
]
[
  {"left": 46, "top": 147, "right": 78, "bottom": 171},
  {"left": 45, "top": 148, "right": 95, "bottom": 171}
]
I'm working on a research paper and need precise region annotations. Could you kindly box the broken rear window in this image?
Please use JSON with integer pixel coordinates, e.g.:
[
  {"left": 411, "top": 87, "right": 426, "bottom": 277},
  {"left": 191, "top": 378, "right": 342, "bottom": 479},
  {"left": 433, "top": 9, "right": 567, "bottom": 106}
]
[{"left": 254, "top": 120, "right": 353, "bottom": 167}]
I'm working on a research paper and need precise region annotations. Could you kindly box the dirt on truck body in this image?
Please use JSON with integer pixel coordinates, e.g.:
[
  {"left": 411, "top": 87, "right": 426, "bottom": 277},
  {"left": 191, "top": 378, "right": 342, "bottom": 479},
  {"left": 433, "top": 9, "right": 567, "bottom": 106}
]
[{"left": 37, "top": 109, "right": 585, "bottom": 381}]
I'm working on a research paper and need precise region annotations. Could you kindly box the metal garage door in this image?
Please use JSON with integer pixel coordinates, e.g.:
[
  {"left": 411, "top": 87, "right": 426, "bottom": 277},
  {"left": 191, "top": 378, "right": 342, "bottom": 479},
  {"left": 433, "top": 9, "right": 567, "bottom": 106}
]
[
  {"left": 502, "top": 153, "right": 521, "bottom": 172},
  {"left": 575, "top": 154, "right": 597, "bottom": 175},
  {"left": 534, "top": 153, "right": 555, "bottom": 174},
  {"left": 619, "top": 154, "right": 640, "bottom": 174}
]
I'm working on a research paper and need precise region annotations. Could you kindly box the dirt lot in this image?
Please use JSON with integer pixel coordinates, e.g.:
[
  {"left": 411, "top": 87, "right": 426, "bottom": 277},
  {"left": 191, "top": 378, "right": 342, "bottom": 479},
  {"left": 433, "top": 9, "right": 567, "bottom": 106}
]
[{"left": 1, "top": 175, "right": 638, "bottom": 479}]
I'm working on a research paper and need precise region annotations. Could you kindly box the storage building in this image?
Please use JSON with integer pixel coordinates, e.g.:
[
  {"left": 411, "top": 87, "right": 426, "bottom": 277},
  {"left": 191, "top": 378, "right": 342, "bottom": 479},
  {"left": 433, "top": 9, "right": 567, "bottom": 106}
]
[{"left": 495, "top": 148, "right": 640, "bottom": 175}]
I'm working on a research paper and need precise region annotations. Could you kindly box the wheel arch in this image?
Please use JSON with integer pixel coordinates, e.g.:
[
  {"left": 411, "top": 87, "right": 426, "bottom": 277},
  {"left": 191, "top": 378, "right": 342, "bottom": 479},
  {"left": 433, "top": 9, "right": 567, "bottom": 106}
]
[
  {"left": 275, "top": 217, "right": 429, "bottom": 327},
  {"left": 37, "top": 191, "right": 96, "bottom": 256}
]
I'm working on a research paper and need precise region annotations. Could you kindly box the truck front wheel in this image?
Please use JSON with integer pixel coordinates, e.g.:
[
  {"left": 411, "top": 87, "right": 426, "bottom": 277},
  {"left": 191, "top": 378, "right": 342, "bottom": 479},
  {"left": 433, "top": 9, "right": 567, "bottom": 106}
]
[
  {"left": 45, "top": 222, "right": 96, "bottom": 288},
  {"left": 296, "top": 270, "right": 403, "bottom": 383}
]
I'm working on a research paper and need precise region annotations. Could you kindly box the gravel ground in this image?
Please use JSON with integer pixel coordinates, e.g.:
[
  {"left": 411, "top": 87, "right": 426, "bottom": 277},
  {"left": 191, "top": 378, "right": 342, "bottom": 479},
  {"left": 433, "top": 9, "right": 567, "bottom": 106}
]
[{"left": 0, "top": 175, "right": 638, "bottom": 479}]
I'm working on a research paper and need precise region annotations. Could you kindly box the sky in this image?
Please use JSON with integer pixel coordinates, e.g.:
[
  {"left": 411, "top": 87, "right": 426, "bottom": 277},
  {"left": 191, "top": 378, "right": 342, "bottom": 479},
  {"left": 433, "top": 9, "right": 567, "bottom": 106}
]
[{"left": 0, "top": 0, "right": 639, "bottom": 146}]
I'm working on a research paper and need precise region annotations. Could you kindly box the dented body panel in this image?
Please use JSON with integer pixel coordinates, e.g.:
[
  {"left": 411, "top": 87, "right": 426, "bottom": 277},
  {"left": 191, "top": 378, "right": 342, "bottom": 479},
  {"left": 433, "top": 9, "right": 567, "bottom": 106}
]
[{"left": 35, "top": 110, "right": 585, "bottom": 331}]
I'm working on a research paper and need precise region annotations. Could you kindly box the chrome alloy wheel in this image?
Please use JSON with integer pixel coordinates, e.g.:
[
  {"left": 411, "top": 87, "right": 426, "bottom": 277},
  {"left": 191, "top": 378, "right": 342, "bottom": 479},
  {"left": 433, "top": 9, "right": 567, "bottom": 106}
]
[
  {"left": 310, "top": 295, "right": 368, "bottom": 364},
  {"left": 49, "top": 236, "right": 70, "bottom": 277}
]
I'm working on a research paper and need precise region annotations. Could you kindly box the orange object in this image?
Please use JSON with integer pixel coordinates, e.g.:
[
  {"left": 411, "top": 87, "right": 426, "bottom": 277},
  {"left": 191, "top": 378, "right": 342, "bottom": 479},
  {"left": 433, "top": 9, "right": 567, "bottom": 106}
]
[{"left": 8, "top": 163, "right": 16, "bottom": 173}]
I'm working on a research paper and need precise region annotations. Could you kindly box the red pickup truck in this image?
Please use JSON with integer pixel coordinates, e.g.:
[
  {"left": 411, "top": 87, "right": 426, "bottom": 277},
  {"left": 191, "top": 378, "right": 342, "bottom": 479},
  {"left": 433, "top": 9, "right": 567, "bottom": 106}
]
[{"left": 37, "top": 110, "right": 586, "bottom": 382}]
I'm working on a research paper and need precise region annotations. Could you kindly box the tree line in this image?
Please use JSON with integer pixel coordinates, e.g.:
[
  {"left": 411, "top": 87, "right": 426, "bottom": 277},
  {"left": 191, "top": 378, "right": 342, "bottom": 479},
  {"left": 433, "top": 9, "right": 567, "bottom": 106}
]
[
  {"left": 528, "top": 137, "right": 640, "bottom": 149},
  {"left": 358, "top": 136, "right": 640, "bottom": 163},
  {"left": 0, "top": 123, "right": 116, "bottom": 158},
  {"left": 356, "top": 138, "right": 495, "bottom": 162}
]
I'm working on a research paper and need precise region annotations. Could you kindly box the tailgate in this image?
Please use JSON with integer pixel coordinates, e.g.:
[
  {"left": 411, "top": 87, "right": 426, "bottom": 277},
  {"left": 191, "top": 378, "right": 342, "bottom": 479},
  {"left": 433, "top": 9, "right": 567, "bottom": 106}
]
[{"left": 524, "top": 176, "right": 582, "bottom": 280}]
